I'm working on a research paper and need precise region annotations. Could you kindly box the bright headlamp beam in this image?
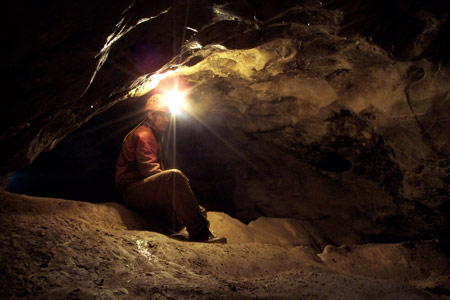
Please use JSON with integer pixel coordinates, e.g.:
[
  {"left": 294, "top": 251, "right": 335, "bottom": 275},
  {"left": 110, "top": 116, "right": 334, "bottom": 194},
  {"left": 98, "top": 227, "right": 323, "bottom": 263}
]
[{"left": 164, "top": 90, "right": 185, "bottom": 115}]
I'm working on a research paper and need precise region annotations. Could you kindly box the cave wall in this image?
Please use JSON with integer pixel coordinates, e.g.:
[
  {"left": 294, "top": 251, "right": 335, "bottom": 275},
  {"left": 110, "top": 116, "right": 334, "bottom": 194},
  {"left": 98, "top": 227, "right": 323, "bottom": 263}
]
[{"left": 4, "top": 0, "right": 450, "bottom": 243}]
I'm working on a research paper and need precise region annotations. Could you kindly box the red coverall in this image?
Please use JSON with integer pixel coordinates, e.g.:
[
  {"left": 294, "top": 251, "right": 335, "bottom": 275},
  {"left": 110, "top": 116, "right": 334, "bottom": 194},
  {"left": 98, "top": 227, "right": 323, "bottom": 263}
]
[{"left": 115, "top": 119, "right": 209, "bottom": 237}]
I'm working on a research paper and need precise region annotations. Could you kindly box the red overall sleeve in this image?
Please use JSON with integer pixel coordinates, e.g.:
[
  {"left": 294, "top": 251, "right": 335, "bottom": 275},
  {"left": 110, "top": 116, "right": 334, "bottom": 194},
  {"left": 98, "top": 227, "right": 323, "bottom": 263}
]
[{"left": 135, "top": 128, "right": 162, "bottom": 177}]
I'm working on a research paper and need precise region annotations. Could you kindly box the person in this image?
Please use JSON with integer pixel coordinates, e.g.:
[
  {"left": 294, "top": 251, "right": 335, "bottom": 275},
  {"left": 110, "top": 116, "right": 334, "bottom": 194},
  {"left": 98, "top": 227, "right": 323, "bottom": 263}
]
[{"left": 115, "top": 93, "right": 226, "bottom": 243}]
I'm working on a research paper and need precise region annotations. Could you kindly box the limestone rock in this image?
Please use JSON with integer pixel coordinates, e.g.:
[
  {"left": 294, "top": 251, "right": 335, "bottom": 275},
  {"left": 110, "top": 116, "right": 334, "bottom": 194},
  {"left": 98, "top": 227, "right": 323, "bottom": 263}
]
[{"left": 1, "top": 191, "right": 448, "bottom": 299}]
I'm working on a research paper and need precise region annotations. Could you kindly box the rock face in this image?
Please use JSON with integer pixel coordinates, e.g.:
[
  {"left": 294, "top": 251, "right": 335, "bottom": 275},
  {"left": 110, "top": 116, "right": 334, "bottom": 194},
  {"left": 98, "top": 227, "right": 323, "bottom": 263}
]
[{"left": 3, "top": 0, "right": 450, "bottom": 244}]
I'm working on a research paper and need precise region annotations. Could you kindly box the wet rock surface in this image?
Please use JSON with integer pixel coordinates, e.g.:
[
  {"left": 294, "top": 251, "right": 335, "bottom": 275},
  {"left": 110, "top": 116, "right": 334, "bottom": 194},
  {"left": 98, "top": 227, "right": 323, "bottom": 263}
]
[{"left": 1, "top": 191, "right": 448, "bottom": 299}]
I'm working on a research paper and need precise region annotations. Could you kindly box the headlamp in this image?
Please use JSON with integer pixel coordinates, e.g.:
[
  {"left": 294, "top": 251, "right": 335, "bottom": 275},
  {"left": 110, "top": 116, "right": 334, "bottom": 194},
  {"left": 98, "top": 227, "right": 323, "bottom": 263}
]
[{"left": 164, "top": 90, "right": 186, "bottom": 115}]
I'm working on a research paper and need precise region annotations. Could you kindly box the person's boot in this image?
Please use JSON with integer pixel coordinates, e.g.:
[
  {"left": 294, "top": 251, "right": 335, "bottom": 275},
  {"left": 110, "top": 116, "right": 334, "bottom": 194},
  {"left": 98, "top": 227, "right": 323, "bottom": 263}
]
[
  {"left": 170, "top": 227, "right": 189, "bottom": 241},
  {"left": 189, "top": 228, "right": 227, "bottom": 244}
]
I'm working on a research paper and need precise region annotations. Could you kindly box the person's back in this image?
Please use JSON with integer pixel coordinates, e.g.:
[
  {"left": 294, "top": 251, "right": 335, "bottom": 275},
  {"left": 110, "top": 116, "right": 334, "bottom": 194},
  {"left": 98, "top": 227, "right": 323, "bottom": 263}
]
[{"left": 115, "top": 121, "right": 161, "bottom": 193}]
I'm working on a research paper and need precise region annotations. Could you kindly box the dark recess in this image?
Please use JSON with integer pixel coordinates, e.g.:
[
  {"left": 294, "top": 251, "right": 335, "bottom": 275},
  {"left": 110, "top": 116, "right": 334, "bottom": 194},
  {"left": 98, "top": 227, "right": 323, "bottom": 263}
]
[{"left": 6, "top": 98, "right": 237, "bottom": 217}]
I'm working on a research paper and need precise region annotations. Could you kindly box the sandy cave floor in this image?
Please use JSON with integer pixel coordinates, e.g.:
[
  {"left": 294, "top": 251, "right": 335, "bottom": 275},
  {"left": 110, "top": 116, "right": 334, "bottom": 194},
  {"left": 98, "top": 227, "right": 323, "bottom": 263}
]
[{"left": 0, "top": 191, "right": 449, "bottom": 300}]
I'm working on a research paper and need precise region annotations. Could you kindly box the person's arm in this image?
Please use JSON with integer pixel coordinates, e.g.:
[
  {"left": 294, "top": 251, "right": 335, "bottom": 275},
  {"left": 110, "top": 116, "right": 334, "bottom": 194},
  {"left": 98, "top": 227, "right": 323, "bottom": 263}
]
[{"left": 135, "top": 130, "right": 162, "bottom": 177}]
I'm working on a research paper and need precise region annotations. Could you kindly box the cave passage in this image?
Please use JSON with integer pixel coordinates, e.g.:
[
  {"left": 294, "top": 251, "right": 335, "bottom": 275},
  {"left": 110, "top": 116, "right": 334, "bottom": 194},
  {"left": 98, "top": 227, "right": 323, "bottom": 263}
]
[
  {"left": 6, "top": 99, "right": 140, "bottom": 203},
  {"left": 2, "top": 0, "right": 450, "bottom": 298},
  {"left": 6, "top": 96, "right": 237, "bottom": 217}
]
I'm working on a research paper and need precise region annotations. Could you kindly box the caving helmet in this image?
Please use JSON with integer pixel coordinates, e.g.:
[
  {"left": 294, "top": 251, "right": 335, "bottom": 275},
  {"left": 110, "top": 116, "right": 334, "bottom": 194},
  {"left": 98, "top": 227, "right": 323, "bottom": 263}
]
[{"left": 145, "top": 94, "right": 170, "bottom": 113}]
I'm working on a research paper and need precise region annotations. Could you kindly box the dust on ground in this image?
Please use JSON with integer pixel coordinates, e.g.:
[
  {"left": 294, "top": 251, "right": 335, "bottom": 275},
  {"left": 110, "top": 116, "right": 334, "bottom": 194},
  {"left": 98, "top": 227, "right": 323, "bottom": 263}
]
[{"left": 0, "top": 191, "right": 448, "bottom": 299}]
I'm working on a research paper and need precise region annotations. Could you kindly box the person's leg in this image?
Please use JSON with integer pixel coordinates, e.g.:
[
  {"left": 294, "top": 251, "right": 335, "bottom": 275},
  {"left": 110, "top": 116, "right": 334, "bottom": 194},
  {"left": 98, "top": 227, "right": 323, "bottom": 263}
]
[
  {"left": 157, "top": 169, "right": 210, "bottom": 237},
  {"left": 122, "top": 169, "right": 209, "bottom": 237}
]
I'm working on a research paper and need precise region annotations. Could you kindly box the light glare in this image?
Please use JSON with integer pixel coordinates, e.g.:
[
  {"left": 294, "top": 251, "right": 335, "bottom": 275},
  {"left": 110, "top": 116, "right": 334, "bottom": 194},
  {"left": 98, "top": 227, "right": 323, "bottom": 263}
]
[{"left": 165, "top": 91, "right": 185, "bottom": 114}]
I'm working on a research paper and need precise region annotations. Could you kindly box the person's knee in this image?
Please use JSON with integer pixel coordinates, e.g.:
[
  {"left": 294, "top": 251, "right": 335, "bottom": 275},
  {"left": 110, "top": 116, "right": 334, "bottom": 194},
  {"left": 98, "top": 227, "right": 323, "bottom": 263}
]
[{"left": 165, "top": 169, "right": 188, "bottom": 182}]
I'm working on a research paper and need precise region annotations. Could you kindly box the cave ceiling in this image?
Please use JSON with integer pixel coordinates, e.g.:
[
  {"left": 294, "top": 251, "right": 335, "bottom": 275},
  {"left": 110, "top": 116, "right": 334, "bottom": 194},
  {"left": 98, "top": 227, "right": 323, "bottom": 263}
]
[{"left": 3, "top": 0, "right": 450, "bottom": 241}]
